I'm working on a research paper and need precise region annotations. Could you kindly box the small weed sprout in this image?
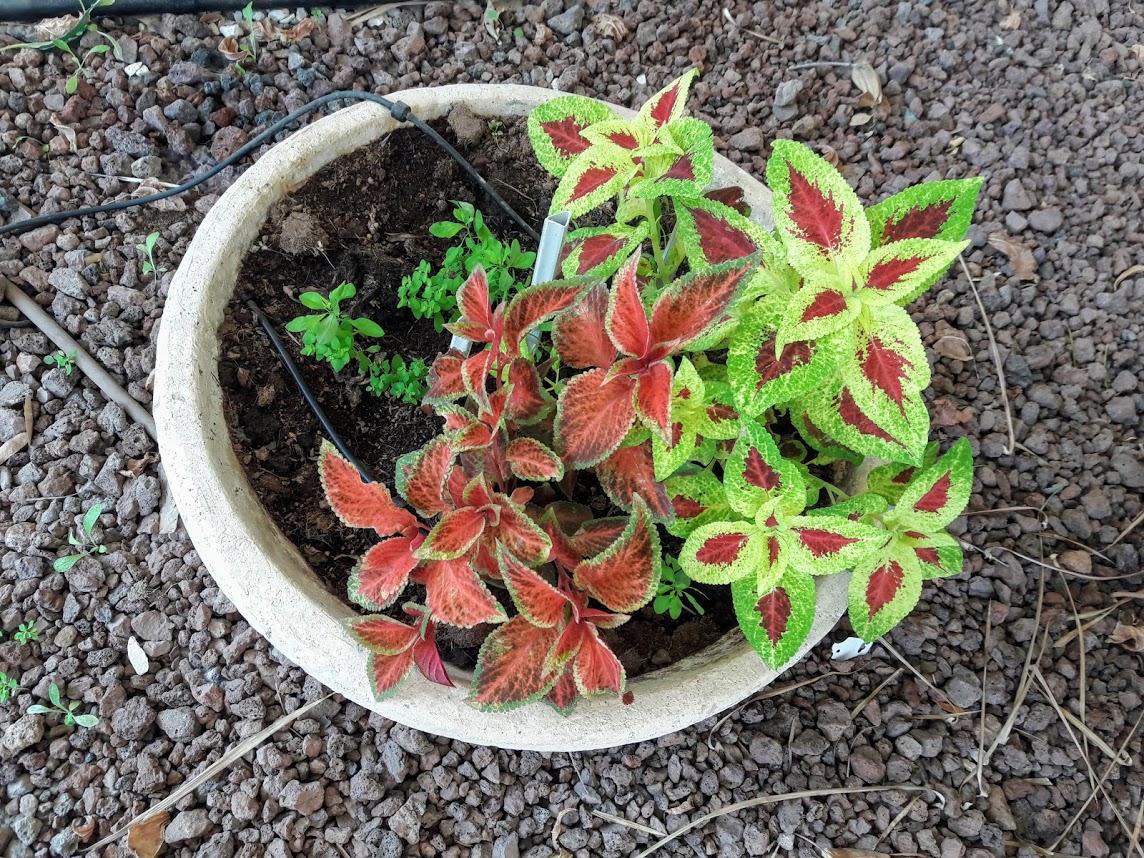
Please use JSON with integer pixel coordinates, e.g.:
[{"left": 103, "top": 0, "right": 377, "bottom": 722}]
[
  {"left": 654, "top": 555, "right": 705, "bottom": 620},
  {"left": 45, "top": 350, "right": 78, "bottom": 375},
  {"left": 398, "top": 201, "right": 535, "bottom": 332},
  {"left": 286, "top": 282, "right": 384, "bottom": 373},
  {"left": 54, "top": 503, "right": 107, "bottom": 573},
  {"left": 14, "top": 622, "right": 39, "bottom": 645},
  {"left": 137, "top": 231, "right": 165, "bottom": 276},
  {"left": 0, "top": 673, "right": 16, "bottom": 703},
  {"left": 2, "top": 0, "right": 122, "bottom": 95},
  {"left": 367, "top": 355, "right": 428, "bottom": 403},
  {"left": 28, "top": 683, "right": 98, "bottom": 728},
  {"left": 234, "top": 2, "right": 259, "bottom": 74}
]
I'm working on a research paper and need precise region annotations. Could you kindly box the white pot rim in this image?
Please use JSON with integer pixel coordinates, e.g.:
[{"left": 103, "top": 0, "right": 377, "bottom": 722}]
[{"left": 154, "top": 83, "right": 848, "bottom": 751}]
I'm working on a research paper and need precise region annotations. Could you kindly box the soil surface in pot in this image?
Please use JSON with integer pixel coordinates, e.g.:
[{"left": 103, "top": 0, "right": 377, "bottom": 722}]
[{"left": 219, "top": 110, "right": 736, "bottom": 678}]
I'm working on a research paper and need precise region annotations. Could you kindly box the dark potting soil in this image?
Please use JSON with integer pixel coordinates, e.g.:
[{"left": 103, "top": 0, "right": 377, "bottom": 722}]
[{"left": 219, "top": 111, "right": 737, "bottom": 678}]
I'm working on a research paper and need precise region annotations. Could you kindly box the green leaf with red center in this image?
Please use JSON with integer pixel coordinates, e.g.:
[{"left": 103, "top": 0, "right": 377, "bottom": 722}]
[
  {"left": 901, "top": 529, "right": 964, "bottom": 580},
  {"left": 573, "top": 496, "right": 661, "bottom": 613},
  {"left": 503, "top": 277, "right": 595, "bottom": 354},
  {"left": 867, "top": 177, "right": 983, "bottom": 247},
  {"left": 805, "top": 492, "right": 888, "bottom": 523},
  {"left": 697, "top": 380, "right": 741, "bottom": 440},
  {"left": 728, "top": 297, "right": 848, "bottom": 417},
  {"left": 424, "top": 349, "right": 467, "bottom": 403},
  {"left": 664, "top": 471, "right": 732, "bottom": 538},
  {"left": 650, "top": 359, "right": 707, "bottom": 480},
  {"left": 349, "top": 535, "right": 421, "bottom": 611},
  {"left": 318, "top": 442, "right": 419, "bottom": 536},
  {"left": 367, "top": 649, "right": 417, "bottom": 699},
  {"left": 572, "top": 623, "right": 626, "bottom": 698},
  {"left": 848, "top": 549, "right": 923, "bottom": 642},
  {"left": 399, "top": 436, "right": 455, "bottom": 516},
  {"left": 724, "top": 420, "right": 804, "bottom": 517},
  {"left": 766, "top": 139, "right": 869, "bottom": 273},
  {"left": 554, "top": 368, "right": 637, "bottom": 468},
  {"left": 842, "top": 303, "right": 930, "bottom": 419},
  {"left": 891, "top": 437, "right": 973, "bottom": 530},
  {"left": 498, "top": 546, "right": 568, "bottom": 627},
  {"left": 680, "top": 521, "right": 762, "bottom": 584},
  {"left": 582, "top": 117, "right": 648, "bottom": 151},
  {"left": 636, "top": 68, "right": 698, "bottom": 130},
  {"left": 349, "top": 614, "right": 420, "bottom": 655},
  {"left": 561, "top": 222, "right": 649, "bottom": 279},
  {"left": 552, "top": 152, "right": 637, "bottom": 218},
  {"left": 865, "top": 442, "right": 938, "bottom": 503},
  {"left": 414, "top": 506, "right": 489, "bottom": 560},
  {"left": 552, "top": 282, "right": 618, "bottom": 369},
  {"left": 544, "top": 664, "right": 579, "bottom": 716},
  {"left": 787, "top": 404, "right": 863, "bottom": 464},
  {"left": 507, "top": 437, "right": 564, "bottom": 482},
  {"left": 417, "top": 557, "right": 508, "bottom": 628},
  {"left": 646, "top": 255, "right": 758, "bottom": 359},
  {"left": 469, "top": 616, "right": 562, "bottom": 711},
  {"left": 595, "top": 440, "right": 674, "bottom": 523},
  {"left": 808, "top": 376, "right": 929, "bottom": 466},
  {"left": 629, "top": 117, "right": 714, "bottom": 201},
  {"left": 528, "top": 95, "right": 617, "bottom": 178},
  {"left": 673, "top": 196, "right": 771, "bottom": 269},
  {"left": 732, "top": 565, "right": 817, "bottom": 669},
  {"left": 783, "top": 512, "right": 885, "bottom": 575},
  {"left": 775, "top": 283, "right": 859, "bottom": 351},
  {"left": 858, "top": 237, "right": 967, "bottom": 306}
]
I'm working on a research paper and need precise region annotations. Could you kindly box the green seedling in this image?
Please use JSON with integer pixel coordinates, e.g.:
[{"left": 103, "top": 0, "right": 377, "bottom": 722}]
[
  {"left": 286, "top": 282, "right": 384, "bottom": 373},
  {"left": 28, "top": 683, "right": 98, "bottom": 728},
  {"left": 367, "top": 355, "right": 428, "bottom": 404},
  {"left": 13, "top": 135, "right": 49, "bottom": 154},
  {"left": 653, "top": 555, "right": 705, "bottom": 620},
  {"left": 57, "top": 40, "right": 113, "bottom": 94},
  {"left": 14, "top": 622, "right": 39, "bottom": 645},
  {"left": 232, "top": 2, "right": 260, "bottom": 75},
  {"left": 0, "top": 673, "right": 16, "bottom": 703},
  {"left": 137, "top": 231, "right": 165, "bottom": 276},
  {"left": 54, "top": 503, "right": 106, "bottom": 573},
  {"left": 45, "top": 350, "right": 77, "bottom": 375},
  {"left": 399, "top": 201, "right": 535, "bottom": 332}
]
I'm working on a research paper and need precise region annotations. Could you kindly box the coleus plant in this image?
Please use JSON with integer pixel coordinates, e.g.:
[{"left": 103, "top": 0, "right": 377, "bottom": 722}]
[{"left": 319, "top": 69, "right": 981, "bottom": 712}]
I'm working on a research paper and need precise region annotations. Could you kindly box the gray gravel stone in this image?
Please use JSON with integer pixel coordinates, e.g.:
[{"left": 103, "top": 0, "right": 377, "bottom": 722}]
[
  {"left": 111, "top": 696, "right": 156, "bottom": 739},
  {"left": 2, "top": 715, "right": 44, "bottom": 755},
  {"left": 165, "top": 809, "right": 213, "bottom": 843},
  {"left": 547, "top": 6, "right": 585, "bottom": 36},
  {"left": 280, "top": 780, "right": 323, "bottom": 813}
]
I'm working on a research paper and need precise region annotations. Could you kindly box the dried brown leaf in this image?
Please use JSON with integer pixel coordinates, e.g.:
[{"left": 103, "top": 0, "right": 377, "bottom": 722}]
[
  {"left": 280, "top": 18, "right": 318, "bottom": 42},
  {"left": 218, "top": 35, "right": 246, "bottom": 61},
  {"left": 126, "top": 810, "right": 169, "bottom": 858},
  {"left": 931, "top": 398, "right": 974, "bottom": 427},
  {"left": 593, "top": 13, "right": 627, "bottom": 40},
  {"left": 0, "top": 432, "right": 29, "bottom": 465},
  {"left": 1114, "top": 263, "right": 1144, "bottom": 287},
  {"left": 934, "top": 335, "right": 973, "bottom": 361},
  {"left": 49, "top": 115, "right": 78, "bottom": 152},
  {"left": 999, "top": 9, "right": 1021, "bottom": 29},
  {"left": 72, "top": 817, "right": 96, "bottom": 842},
  {"left": 850, "top": 113, "right": 872, "bottom": 127},
  {"left": 1109, "top": 622, "right": 1144, "bottom": 652},
  {"left": 1130, "top": 44, "right": 1144, "bottom": 64},
  {"left": 987, "top": 233, "right": 1040, "bottom": 282},
  {"left": 850, "top": 60, "right": 882, "bottom": 104}
]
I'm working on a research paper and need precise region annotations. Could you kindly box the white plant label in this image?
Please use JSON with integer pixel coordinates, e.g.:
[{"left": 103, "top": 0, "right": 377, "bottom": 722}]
[{"left": 832, "top": 636, "right": 874, "bottom": 660}]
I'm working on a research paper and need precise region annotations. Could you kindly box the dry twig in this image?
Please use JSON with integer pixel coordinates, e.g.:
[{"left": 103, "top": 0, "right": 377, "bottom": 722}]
[
  {"left": 958, "top": 255, "right": 1014, "bottom": 454},
  {"left": 707, "top": 671, "right": 843, "bottom": 748}
]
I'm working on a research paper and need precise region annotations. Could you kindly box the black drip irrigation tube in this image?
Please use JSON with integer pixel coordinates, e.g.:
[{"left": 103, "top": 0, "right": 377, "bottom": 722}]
[
  {"left": 0, "top": 1, "right": 395, "bottom": 23},
  {"left": 0, "top": 90, "right": 541, "bottom": 480}
]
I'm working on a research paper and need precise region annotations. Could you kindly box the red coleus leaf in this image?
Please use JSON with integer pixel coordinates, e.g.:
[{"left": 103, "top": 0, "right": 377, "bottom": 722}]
[
  {"left": 461, "top": 349, "right": 493, "bottom": 408},
  {"left": 697, "top": 531, "right": 752, "bottom": 565},
  {"left": 606, "top": 255, "right": 651, "bottom": 358},
  {"left": 800, "top": 289, "right": 849, "bottom": 323},
  {"left": 539, "top": 504, "right": 591, "bottom": 569},
  {"left": 539, "top": 116, "right": 595, "bottom": 159},
  {"left": 499, "top": 546, "right": 568, "bottom": 627},
  {"left": 319, "top": 442, "right": 418, "bottom": 536},
  {"left": 402, "top": 436, "right": 454, "bottom": 516},
  {"left": 418, "top": 558, "right": 507, "bottom": 628},
  {"left": 646, "top": 256, "right": 756, "bottom": 359},
  {"left": 635, "top": 360, "right": 674, "bottom": 442},
  {"left": 570, "top": 164, "right": 623, "bottom": 203},
  {"left": 676, "top": 198, "right": 760, "bottom": 263},
  {"left": 350, "top": 615, "right": 419, "bottom": 655},
  {"left": 545, "top": 664, "right": 579, "bottom": 715},
  {"left": 369, "top": 649, "right": 416, "bottom": 697},
  {"left": 505, "top": 359, "right": 550, "bottom": 422},
  {"left": 574, "top": 496, "right": 659, "bottom": 613},
  {"left": 507, "top": 437, "right": 564, "bottom": 481},
  {"left": 503, "top": 279, "right": 592, "bottom": 354},
  {"left": 576, "top": 232, "right": 628, "bottom": 274},
  {"left": 552, "top": 282, "right": 618, "bottom": 369},
  {"left": 704, "top": 186, "right": 750, "bottom": 215},
  {"left": 857, "top": 335, "right": 915, "bottom": 415},
  {"left": 791, "top": 527, "right": 862, "bottom": 558},
  {"left": 425, "top": 349, "right": 467, "bottom": 402},
  {"left": 573, "top": 623, "right": 625, "bottom": 697},
  {"left": 755, "top": 586, "right": 792, "bottom": 646},
  {"left": 595, "top": 441, "right": 674, "bottom": 522},
  {"left": 457, "top": 266, "right": 493, "bottom": 335},
  {"left": 412, "top": 637, "right": 454, "bottom": 687},
  {"left": 490, "top": 501, "right": 552, "bottom": 566},
  {"left": 866, "top": 558, "right": 905, "bottom": 618},
  {"left": 554, "top": 368, "right": 637, "bottom": 468},
  {"left": 743, "top": 447, "right": 781, "bottom": 491},
  {"left": 470, "top": 616, "right": 561, "bottom": 711},
  {"left": 570, "top": 517, "right": 630, "bottom": 558},
  {"left": 416, "top": 506, "right": 489, "bottom": 560},
  {"left": 349, "top": 536, "right": 420, "bottom": 611}
]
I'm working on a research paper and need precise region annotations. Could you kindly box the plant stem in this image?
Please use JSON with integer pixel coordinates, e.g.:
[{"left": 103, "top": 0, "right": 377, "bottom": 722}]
[{"left": 644, "top": 199, "right": 665, "bottom": 287}]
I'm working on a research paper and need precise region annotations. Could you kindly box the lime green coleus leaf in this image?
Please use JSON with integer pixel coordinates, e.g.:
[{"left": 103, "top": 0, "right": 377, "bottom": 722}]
[
  {"left": 629, "top": 117, "right": 714, "bottom": 202},
  {"left": 842, "top": 303, "right": 930, "bottom": 417},
  {"left": 561, "top": 222, "right": 649, "bottom": 279},
  {"left": 901, "top": 528, "right": 964, "bottom": 580},
  {"left": 528, "top": 95, "right": 617, "bottom": 178},
  {"left": 650, "top": 361, "right": 741, "bottom": 480},
  {"left": 664, "top": 470, "right": 732, "bottom": 538},
  {"left": 732, "top": 565, "right": 816, "bottom": 669},
  {"left": 723, "top": 419, "right": 804, "bottom": 518},
  {"left": 848, "top": 545, "right": 924, "bottom": 642},
  {"left": 806, "top": 492, "right": 889, "bottom": 522},
  {"left": 780, "top": 511, "right": 886, "bottom": 577},
  {"left": 673, "top": 195, "right": 774, "bottom": 270},
  {"left": 786, "top": 404, "right": 863, "bottom": 465},
  {"left": 858, "top": 237, "right": 968, "bottom": 307},
  {"left": 889, "top": 437, "right": 973, "bottom": 531},
  {"left": 680, "top": 520, "right": 763, "bottom": 585},
  {"left": 807, "top": 375, "right": 929, "bottom": 466},
  {"left": 551, "top": 149, "right": 638, "bottom": 218},
  {"left": 867, "top": 177, "right": 983, "bottom": 248},
  {"left": 728, "top": 296, "right": 849, "bottom": 418},
  {"left": 865, "top": 442, "right": 939, "bottom": 503},
  {"left": 636, "top": 67, "right": 699, "bottom": 130}
]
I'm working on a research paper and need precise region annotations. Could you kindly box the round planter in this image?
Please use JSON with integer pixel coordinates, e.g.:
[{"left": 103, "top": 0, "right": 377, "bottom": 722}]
[{"left": 155, "top": 83, "right": 850, "bottom": 751}]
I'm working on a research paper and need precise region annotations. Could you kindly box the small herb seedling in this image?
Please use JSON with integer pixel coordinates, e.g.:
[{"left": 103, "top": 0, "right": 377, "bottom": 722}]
[
  {"left": 654, "top": 555, "right": 705, "bottom": 620},
  {"left": 367, "top": 355, "right": 428, "bottom": 404},
  {"left": 286, "top": 282, "right": 384, "bottom": 373},
  {"left": 0, "top": 673, "right": 16, "bottom": 703},
  {"left": 233, "top": 2, "right": 260, "bottom": 75},
  {"left": 137, "top": 231, "right": 165, "bottom": 276},
  {"left": 14, "top": 622, "right": 39, "bottom": 645},
  {"left": 54, "top": 503, "right": 106, "bottom": 573},
  {"left": 45, "top": 349, "right": 78, "bottom": 375},
  {"left": 28, "top": 684, "right": 98, "bottom": 728},
  {"left": 1, "top": 0, "right": 122, "bottom": 96}
]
